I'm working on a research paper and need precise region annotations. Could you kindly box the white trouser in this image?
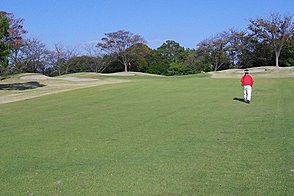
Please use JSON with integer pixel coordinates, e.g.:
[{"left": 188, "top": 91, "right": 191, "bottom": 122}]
[{"left": 243, "top": 85, "right": 252, "bottom": 101}]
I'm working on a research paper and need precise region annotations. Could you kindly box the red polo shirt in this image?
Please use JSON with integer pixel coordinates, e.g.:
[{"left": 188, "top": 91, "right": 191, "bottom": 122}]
[{"left": 241, "top": 74, "right": 254, "bottom": 86}]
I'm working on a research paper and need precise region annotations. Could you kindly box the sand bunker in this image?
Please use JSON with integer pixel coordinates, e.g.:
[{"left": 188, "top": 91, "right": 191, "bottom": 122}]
[
  {"left": 99, "top": 72, "right": 163, "bottom": 77},
  {"left": 210, "top": 66, "right": 294, "bottom": 78},
  {"left": 1, "top": 74, "right": 129, "bottom": 104},
  {"left": 20, "top": 74, "right": 52, "bottom": 80},
  {"left": 20, "top": 74, "right": 98, "bottom": 82}
]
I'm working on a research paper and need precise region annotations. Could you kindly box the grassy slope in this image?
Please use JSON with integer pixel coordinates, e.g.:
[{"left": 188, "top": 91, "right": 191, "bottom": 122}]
[
  {"left": 0, "top": 76, "right": 293, "bottom": 195},
  {"left": 0, "top": 73, "right": 131, "bottom": 104}
]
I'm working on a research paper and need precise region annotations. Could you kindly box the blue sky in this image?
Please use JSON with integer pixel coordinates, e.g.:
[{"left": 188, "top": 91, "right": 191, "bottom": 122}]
[{"left": 1, "top": 0, "right": 293, "bottom": 51}]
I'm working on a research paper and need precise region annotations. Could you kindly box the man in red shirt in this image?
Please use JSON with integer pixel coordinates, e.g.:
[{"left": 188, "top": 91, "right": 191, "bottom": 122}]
[{"left": 240, "top": 69, "right": 254, "bottom": 103}]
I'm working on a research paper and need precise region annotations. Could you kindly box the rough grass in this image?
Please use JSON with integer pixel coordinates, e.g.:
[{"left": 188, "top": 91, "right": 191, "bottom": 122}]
[{"left": 0, "top": 73, "right": 293, "bottom": 195}]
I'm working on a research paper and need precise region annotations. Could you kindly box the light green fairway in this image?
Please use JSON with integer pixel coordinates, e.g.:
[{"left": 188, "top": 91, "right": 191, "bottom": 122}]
[{"left": 0, "top": 75, "right": 293, "bottom": 195}]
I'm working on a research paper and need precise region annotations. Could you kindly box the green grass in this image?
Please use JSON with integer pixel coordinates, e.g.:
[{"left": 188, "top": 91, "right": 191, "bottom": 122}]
[{"left": 0, "top": 76, "right": 293, "bottom": 195}]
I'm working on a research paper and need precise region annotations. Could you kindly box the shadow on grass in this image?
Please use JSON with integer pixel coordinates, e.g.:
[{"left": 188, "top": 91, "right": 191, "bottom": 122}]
[
  {"left": 233, "top": 97, "right": 247, "bottom": 103},
  {"left": 0, "top": 81, "right": 46, "bottom": 90}
]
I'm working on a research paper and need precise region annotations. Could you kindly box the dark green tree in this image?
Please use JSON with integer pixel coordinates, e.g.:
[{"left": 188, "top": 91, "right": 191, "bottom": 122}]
[
  {"left": 251, "top": 41, "right": 275, "bottom": 67},
  {"left": 126, "top": 43, "right": 152, "bottom": 72},
  {"left": 185, "top": 50, "right": 210, "bottom": 73},
  {"left": 0, "top": 11, "right": 27, "bottom": 72},
  {"left": 167, "top": 60, "right": 192, "bottom": 75},
  {"left": 280, "top": 38, "right": 294, "bottom": 66},
  {"left": 156, "top": 40, "right": 188, "bottom": 63},
  {"left": 66, "top": 56, "right": 104, "bottom": 73},
  {"left": 145, "top": 49, "right": 169, "bottom": 75},
  {"left": 0, "top": 13, "right": 10, "bottom": 68},
  {"left": 145, "top": 40, "right": 189, "bottom": 75}
]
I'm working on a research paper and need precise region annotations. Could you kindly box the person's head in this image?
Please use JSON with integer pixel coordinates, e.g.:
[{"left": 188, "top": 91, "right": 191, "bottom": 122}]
[{"left": 244, "top": 69, "right": 249, "bottom": 74}]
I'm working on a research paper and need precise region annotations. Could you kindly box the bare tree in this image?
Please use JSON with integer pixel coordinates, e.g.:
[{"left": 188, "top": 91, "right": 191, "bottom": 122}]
[
  {"left": 21, "top": 38, "right": 50, "bottom": 73},
  {"left": 226, "top": 29, "right": 254, "bottom": 68},
  {"left": 83, "top": 42, "right": 108, "bottom": 73},
  {"left": 197, "top": 33, "right": 230, "bottom": 71},
  {"left": 97, "top": 30, "right": 146, "bottom": 72},
  {"left": 83, "top": 42, "right": 101, "bottom": 57},
  {"left": 50, "top": 43, "right": 79, "bottom": 75},
  {"left": 248, "top": 13, "right": 294, "bottom": 67}
]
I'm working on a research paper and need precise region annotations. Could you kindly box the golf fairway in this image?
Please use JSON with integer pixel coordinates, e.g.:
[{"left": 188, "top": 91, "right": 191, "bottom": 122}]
[{"left": 0, "top": 76, "right": 293, "bottom": 195}]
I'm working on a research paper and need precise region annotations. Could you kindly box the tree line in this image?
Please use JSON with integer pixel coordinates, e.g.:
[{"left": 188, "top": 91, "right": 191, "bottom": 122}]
[{"left": 1, "top": 11, "right": 293, "bottom": 76}]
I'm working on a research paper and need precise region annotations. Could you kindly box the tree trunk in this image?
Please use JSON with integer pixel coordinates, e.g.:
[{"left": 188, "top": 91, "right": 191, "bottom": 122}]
[
  {"left": 275, "top": 55, "right": 279, "bottom": 67},
  {"left": 214, "top": 64, "right": 217, "bottom": 72},
  {"left": 214, "top": 59, "right": 219, "bottom": 72},
  {"left": 124, "top": 62, "right": 128, "bottom": 72},
  {"left": 275, "top": 49, "right": 280, "bottom": 67}
]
